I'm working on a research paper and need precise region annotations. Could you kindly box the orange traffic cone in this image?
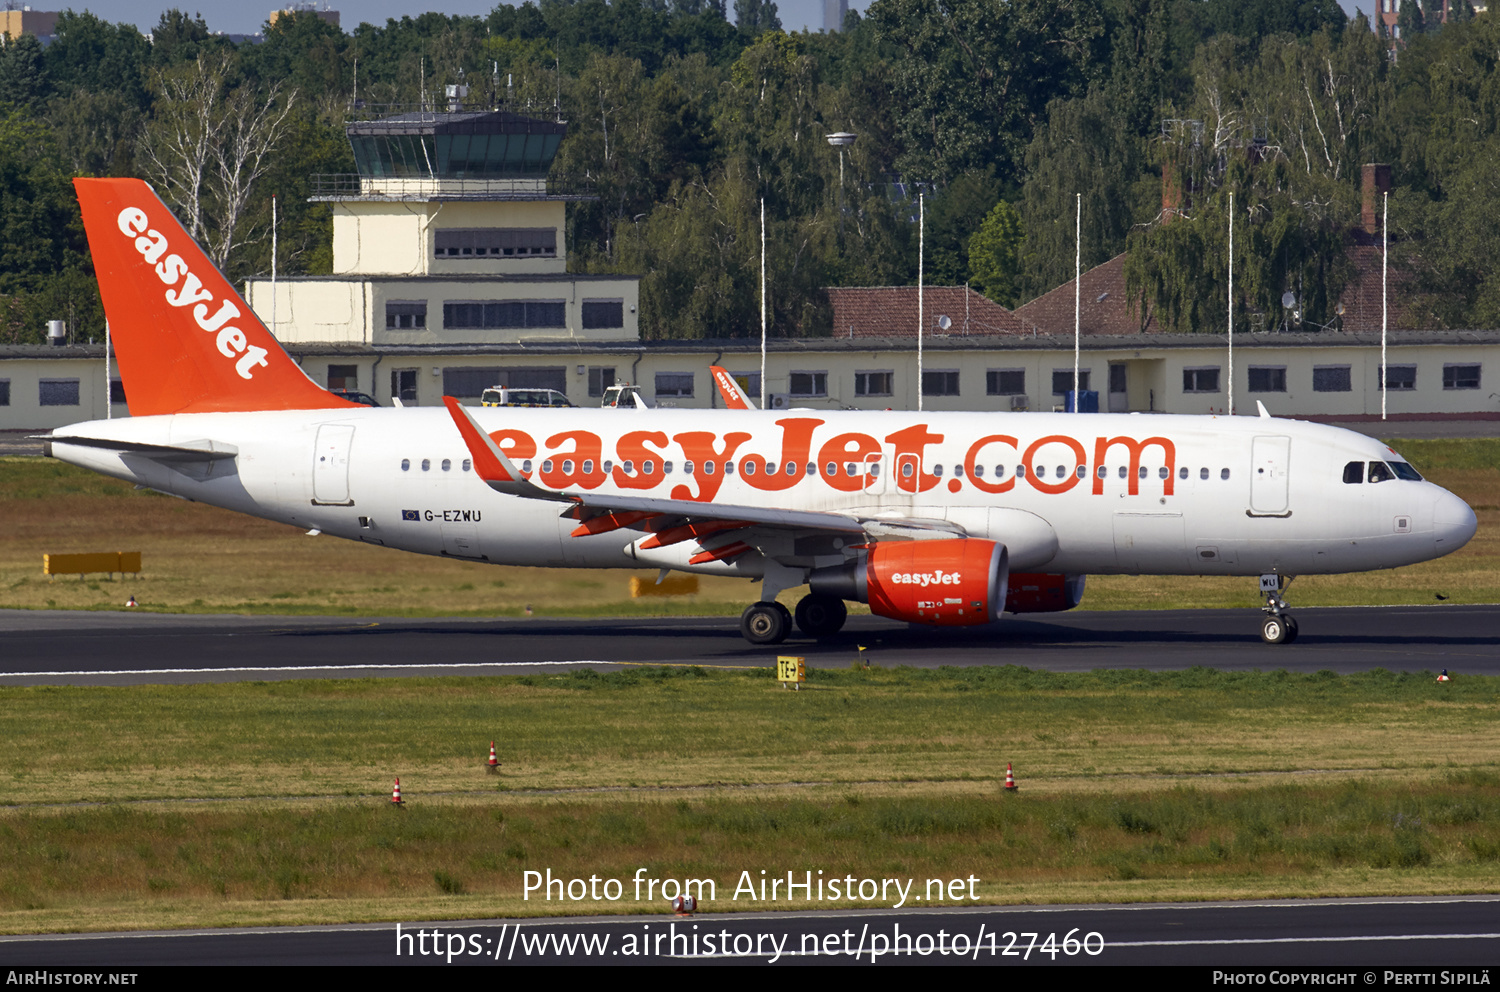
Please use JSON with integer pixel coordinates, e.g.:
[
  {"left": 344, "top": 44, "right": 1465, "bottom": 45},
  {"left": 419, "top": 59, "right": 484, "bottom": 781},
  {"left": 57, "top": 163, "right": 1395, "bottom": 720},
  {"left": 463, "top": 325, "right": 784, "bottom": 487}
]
[
  {"left": 391, "top": 777, "right": 404, "bottom": 805},
  {"left": 1437, "top": 669, "right": 1451, "bottom": 683},
  {"left": 125, "top": 595, "right": 137, "bottom": 608},
  {"left": 1004, "top": 763, "right": 1018, "bottom": 793},
  {"left": 487, "top": 742, "right": 499, "bottom": 771}
]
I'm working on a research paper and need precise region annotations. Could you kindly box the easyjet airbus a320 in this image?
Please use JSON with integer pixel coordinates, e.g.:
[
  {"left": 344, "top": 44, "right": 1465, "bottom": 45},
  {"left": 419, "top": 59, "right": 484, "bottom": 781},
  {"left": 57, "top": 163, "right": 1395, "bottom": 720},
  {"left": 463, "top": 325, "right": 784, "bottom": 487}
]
[{"left": 48, "top": 178, "right": 1477, "bottom": 644}]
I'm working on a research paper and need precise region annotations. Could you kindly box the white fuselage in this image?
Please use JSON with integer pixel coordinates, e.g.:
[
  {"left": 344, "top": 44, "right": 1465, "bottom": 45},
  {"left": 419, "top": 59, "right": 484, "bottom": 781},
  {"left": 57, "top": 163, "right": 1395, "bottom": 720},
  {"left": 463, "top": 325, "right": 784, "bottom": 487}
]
[{"left": 50, "top": 407, "right": 1477, "bottom": 580}]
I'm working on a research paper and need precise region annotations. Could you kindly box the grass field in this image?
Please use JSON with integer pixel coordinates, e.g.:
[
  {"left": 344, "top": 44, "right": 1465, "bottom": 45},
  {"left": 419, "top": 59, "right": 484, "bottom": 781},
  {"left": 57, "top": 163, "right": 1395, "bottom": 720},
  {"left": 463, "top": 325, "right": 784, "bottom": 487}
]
[
  {"left": 0, "top": 440, "right": 1496, "bottom": 933},
  {"left": 1, "top": 437, "right": 1497, "bottom": 616},
  {"left": 1, "top": 666, "right": 1498, "bottom": 932}
]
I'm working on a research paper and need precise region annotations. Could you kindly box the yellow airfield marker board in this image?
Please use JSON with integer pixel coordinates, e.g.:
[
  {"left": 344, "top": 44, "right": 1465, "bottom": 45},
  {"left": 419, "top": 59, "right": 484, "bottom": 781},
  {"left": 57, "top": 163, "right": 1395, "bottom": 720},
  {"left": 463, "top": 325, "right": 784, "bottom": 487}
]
[{"left": 777, "top": 655, "right": 805, "bottom": 690}]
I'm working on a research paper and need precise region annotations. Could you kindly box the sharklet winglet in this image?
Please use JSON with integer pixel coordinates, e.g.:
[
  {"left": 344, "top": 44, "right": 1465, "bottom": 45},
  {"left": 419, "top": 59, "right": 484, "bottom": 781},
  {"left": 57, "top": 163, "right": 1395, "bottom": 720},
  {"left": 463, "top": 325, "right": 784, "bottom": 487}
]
[{"left": 442, "top": 396, "right": 577, "bottom": 503}]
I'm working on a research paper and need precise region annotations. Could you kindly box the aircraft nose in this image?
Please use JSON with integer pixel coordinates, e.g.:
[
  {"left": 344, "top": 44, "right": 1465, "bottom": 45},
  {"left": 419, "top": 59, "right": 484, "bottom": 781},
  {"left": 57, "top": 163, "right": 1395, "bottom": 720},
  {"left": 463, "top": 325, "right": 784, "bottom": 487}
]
[{"left": 1433, "top": 489, "right": 1478, "bottom": 553}]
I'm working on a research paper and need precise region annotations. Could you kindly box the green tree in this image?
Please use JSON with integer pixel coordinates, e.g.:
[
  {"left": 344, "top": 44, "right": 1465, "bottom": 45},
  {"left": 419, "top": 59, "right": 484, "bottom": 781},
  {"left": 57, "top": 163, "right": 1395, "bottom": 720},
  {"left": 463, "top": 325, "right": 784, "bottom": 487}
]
[
  {"left": 867, "top": 0, "right": 1106, "bottom": 183},
  {"left": 968, "top": 200, "right": 1025, "bottom": 307},
  {"left": 0, "top": 33, "right": 48, "bottom": 112},
  {"left": 0, "top": 113, "right": 101, "bottom": 343},
  {"left": 734, "top": 0, "right": 782, "bottom": 37},
  {"left": 922, "top": 170, "right": 1003, "bottom": 286}
]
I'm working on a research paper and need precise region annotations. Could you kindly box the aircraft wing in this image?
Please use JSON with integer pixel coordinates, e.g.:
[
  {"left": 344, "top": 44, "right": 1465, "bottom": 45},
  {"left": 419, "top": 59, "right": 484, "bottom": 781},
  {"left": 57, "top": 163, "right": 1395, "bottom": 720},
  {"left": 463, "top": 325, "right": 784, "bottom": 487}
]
[{"left": 443, "top": 398, "right": 959, "bottom": 560}]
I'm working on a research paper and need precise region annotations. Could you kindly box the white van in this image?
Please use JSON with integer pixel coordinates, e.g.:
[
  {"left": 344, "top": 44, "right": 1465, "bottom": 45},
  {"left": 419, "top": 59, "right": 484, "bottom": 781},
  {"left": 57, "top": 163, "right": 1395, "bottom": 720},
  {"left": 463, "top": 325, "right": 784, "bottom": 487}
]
[{"left": 479, "top": 387, "right": 574, "bottom": 408}]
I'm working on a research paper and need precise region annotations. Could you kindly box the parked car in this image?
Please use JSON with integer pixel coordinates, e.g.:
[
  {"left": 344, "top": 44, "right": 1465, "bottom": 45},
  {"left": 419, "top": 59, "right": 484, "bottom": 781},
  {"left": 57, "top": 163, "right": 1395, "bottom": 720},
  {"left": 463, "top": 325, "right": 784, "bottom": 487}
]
[
  {"left": 330, "top": 389, "right": 380, "bottom": 407},
  {"left": 480, "top": 387, "right": 575, "bottom": 408},
  {"left": 600, "top": 383, "right": 651, "bottom": 408}
]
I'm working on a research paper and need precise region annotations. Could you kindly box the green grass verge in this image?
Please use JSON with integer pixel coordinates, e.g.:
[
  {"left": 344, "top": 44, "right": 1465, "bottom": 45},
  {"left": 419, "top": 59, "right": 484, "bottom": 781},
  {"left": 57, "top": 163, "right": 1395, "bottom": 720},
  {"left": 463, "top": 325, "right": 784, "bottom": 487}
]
[{"left": 2, "top": 666, "right": 1498, "bottom": 931}]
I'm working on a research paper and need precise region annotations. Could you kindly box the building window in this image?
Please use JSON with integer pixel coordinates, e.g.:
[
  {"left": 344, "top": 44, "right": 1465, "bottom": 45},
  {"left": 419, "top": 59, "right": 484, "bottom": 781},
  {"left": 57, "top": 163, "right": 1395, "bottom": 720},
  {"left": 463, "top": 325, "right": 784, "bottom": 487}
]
[
  {"left": 588, "top": 367, "right": 616, "bottom": 398},
  {"left": 1444, "top": 364, "right": 1481, "bottom": 389},
  {"left": 1051, "top": 369, "right": 1090, "bottom": 394},
  {"left": 789, "top": 371, "right": 828, "bottom": 397},
  {"left": 39, "top": 379, "right": 80, "bottom": 406},
  {"left": 434, "top": 228, "right": 557, "bottom": 258},
  {"left": 327, "top": 365, "right": 359, "bottom": 391},
  {"left": 109, "top": 379, "right": 126, "bottom": 405},
  {"left": 922, "top": 369, "right": 960, "bottom": 396},
  {"left": 1380, "top": 365, "right": 1416, "bottom": 390},
  {"left": 1248, "top": 366, "right": 1287, "bottom": 392},
  {"left": 1313, "top": 365, "right": 1352, "bottom": 392},
  {"left": 855, "top": 370, "right": 893, "bottom": 396},
  {"left": 0, "top": 379, "right": 10, "bottom": 406},
  {"left": 385, "top": 301, "right": 427, "bottom": 330},
  {"left": 987, "top": 369, "right": 1025, "bottom": 395},
  {"left": 1109, "top": 364, "right": 1127, "bottom": 394},
  {"left": 444, "top": 300, "right": 566, "bottom": 330},
  {"left": 442, "top": 368, "right": 502, "bottom": 398},
  {"left": 732, "top": 371, "right": 761, "bottom": 398},
  {"left": 391, "top": 369, "right": 418, "bottom": 402},
  {"left": 581, "top": 299, "right": 624, "bottom": 330},
  {"left": 655, "top": 372, "right": 694, "bottom": 398},
  {"left": 1183, "top": 367, "right": 1220, "bottom": 393}
]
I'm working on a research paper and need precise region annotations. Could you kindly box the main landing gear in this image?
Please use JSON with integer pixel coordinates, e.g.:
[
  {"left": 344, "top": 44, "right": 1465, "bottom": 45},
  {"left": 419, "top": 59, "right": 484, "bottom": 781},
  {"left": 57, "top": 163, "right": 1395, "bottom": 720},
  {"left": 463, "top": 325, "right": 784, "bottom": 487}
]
[
  {"left": 739, "top": 594, "right": 849, "bottom": 645},
  {"left": 740, "top": 601, "right": 792, "bottom": 645},
  {"left": 1259, "top": 573, "right": 1299, "bottom": 644}
]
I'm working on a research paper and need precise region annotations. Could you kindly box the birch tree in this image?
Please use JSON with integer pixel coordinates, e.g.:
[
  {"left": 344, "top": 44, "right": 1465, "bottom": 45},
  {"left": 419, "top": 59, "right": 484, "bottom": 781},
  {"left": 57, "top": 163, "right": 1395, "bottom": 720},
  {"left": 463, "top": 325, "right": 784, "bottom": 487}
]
[{"left": 142, "top": 52, "right": 297, "bottom": 273}]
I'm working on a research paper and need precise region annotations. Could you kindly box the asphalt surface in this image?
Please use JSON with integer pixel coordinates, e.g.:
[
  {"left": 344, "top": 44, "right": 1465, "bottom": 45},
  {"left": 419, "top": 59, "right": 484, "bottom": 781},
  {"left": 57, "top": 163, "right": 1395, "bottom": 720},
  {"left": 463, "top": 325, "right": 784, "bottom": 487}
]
[
  {"left": 0, "top": 897, "right": 1496, "bottom": 966},
  {"left": 1, "top": 604, "right": 1496, "bottom": 685}
]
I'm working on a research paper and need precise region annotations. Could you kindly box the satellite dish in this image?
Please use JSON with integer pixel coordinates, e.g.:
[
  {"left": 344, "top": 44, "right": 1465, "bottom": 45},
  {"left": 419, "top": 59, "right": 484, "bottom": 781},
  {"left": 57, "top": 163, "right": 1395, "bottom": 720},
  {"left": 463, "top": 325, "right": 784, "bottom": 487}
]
[
  {"left": 937, "top": 315, "right": 952, "bottom": 331},
  {"left": 1281, "top": 292, "right": 1296, "bottom": 309}
]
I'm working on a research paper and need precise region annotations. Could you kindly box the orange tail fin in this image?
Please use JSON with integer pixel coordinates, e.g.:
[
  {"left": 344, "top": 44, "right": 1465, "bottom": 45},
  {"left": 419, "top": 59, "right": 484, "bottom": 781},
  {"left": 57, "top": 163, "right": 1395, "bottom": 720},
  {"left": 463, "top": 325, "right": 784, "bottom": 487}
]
[
  {"left": 709, "top": 365, "right": 757, "bottom": 410},
  {"left": 73, "top": 178, "right": 354, "bottom": 416}
]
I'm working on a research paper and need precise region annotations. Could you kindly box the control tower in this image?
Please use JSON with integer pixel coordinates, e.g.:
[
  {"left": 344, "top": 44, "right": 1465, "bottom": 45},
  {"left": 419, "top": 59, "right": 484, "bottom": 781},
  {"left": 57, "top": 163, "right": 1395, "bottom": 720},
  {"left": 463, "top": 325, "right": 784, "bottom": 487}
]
[{"left": 245, "top": 104, "right": 641, "bottom": 378}]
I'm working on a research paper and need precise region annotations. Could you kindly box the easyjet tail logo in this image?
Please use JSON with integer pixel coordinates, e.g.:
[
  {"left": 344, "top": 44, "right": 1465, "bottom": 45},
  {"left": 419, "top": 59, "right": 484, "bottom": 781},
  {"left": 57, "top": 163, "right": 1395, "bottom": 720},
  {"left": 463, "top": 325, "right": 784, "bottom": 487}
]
[{"left": 116, "top": 207, "right": 270, "bottom": 380}]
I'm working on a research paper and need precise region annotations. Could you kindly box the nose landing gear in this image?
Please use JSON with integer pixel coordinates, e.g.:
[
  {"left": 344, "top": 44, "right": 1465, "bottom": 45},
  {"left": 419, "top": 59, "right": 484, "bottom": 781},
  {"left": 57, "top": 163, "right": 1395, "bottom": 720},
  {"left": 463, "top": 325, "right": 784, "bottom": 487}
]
[{"left": 1259, "top": 573, "right": 1298, "bottom": 644}]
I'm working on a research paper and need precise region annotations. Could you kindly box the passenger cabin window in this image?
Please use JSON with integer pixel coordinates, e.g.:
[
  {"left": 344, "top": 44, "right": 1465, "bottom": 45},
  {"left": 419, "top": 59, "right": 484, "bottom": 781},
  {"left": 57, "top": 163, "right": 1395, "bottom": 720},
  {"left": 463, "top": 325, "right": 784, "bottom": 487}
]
[{"left": 1343, "top": 461, "right": 1364, "bottom": 484}]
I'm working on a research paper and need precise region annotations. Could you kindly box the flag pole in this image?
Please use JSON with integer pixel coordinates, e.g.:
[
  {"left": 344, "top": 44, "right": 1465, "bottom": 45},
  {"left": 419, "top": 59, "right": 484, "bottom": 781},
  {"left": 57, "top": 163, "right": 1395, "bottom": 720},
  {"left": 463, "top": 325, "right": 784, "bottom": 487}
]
[{"left": 1228, "top": 190, "right": 1234, "bottom": 417}]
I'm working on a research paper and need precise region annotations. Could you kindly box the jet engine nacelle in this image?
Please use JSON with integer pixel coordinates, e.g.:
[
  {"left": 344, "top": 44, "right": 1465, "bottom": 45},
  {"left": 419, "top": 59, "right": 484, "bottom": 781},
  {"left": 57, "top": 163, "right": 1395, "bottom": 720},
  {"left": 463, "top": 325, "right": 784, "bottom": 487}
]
[
  {"left": 810, "top": 538, "right": 1009, "bottom": 626},
  {"left": 1004, "top": 573, "right": 1086, "bottom": 613}
]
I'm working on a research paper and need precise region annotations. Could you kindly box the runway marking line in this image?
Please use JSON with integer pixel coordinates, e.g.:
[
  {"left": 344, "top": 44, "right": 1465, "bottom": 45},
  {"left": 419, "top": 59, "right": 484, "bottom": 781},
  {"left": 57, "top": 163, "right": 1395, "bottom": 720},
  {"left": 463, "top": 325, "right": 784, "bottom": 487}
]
[
  {"left": 1, "top": 896, "right": 1497, "bottom": 943},
  {"left": 0, "top": 659, "right": 768, "bottom": 678}
]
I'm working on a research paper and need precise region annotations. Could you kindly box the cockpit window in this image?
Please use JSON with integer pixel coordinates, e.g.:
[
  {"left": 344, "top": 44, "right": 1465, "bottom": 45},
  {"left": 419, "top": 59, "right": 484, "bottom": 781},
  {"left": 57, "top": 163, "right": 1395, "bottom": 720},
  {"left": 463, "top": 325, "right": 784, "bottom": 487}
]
[
  {"left": 1368, "top": 461, "right": 1395, "bottom": 483},
  {"left": 1343, "top": 461, "right": 1364, "bottom": 484},
  {"left": 1390, "top": 460, "right": 1423, "bottom": 481}
]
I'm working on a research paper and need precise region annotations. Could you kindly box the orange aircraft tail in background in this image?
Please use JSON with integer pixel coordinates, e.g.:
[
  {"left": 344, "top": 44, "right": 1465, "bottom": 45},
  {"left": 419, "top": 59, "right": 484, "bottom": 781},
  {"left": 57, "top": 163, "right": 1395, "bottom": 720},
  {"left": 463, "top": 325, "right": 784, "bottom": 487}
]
[
  {"left": 709, "top": 365, "right": 757, "bottom": 410},
  {"left": 73, "top": 178, "right": 354, "bottom": 417}
]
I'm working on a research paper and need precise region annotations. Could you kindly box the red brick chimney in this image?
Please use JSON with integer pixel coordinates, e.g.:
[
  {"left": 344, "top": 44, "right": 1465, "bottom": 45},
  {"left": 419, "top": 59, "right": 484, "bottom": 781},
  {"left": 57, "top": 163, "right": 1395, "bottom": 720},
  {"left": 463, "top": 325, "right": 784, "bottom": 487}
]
[{"left": 1362, "top": 163, "right": 1392, "bottom": 236}]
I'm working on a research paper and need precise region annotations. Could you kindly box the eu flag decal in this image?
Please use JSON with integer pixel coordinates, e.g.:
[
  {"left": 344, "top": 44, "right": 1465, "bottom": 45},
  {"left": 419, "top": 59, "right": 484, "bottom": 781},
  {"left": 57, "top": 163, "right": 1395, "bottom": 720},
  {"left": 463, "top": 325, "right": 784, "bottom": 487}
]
[{"left": 402, "top": 509, "right": 420, "bottom": 521}]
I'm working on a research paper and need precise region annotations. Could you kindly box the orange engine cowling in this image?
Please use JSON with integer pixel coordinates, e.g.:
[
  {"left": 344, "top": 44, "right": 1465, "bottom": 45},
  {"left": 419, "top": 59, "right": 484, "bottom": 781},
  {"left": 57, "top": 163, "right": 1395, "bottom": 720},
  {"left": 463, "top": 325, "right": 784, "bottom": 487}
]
[
  {"left": 811, "top": 538, "right": 1009, "bottom": 626},
  {"left": 1004, "top": 573, "right": 1086, "bottom": 613}
]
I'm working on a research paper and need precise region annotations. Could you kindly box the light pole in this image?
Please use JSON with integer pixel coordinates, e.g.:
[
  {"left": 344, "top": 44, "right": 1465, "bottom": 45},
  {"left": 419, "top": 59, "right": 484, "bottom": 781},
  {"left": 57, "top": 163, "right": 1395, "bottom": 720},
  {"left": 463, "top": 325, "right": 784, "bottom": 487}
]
[{"left": 825, "top": 131, "right": 856, "bottom": 241}]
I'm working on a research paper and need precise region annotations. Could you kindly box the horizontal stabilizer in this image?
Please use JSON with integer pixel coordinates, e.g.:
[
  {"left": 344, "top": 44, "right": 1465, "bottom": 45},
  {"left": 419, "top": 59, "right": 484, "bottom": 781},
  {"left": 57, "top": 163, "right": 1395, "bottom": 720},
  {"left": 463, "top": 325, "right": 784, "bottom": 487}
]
[{"left": 45, "top": 435, "right": 239, "bottom": 462}]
